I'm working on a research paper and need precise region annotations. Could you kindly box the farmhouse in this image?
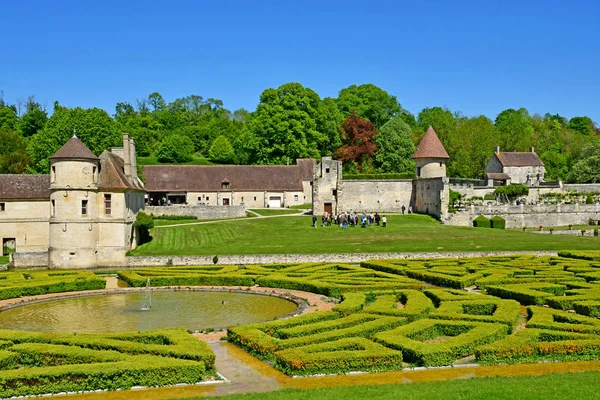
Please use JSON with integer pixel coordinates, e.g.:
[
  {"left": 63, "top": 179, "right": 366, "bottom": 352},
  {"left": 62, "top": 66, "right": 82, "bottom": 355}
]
[
  {"left": 484, "top": 146, "right": 545, "bottom": 186},
  {"left": 143, "top": 159, "right": 315, "bottom": 208},
  {"left": 0, "top": 134, "right": 145, "bottom": 268}
]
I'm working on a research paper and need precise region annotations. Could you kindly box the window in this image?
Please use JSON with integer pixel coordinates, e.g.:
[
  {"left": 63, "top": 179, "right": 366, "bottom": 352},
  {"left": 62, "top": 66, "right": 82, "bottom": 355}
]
[
  {"left": 241, "top": 196, "right": 244, "bottom": 201},
  {"left": 417, "top": 167, "right": 421, "bottom": 177},
  {"left": 104, "top": 194, "right": 112, "bottom": 215},
  {"left": 332, "top": 189, "right": 337, "bottom": 196},
  {"left": 92, "top": 167, "right": 97, "bottom": 183},
  {"left": 51, "top": 166, "right": 56, "bottom": 183},
  {"left": 325, "top": 168, "right": 330, "bottom": 173},
  {"left": 51, "top": 200, "right": 55, "bottom": 216},
  {"left": 439, "top": 162, "right": 443, "bottom": 167},
  {"left": 197, "top": 196, "right": 202, "bottom": 202},
  {"left": 253, "top": 196, "right": 257, "bottom": 201},
  {"left": 206, "top": 196, "right": 209, "bottom": 201},
  {"left": 0, "top": 203, "right": 5, "bottom": 212},
  {"left": 81, "top": 200, "right": 88, "bottom": 216},
  {"left": 221, "top": 182, "right": 230, "bottom": 189},
  {"left": 294, "top": 195, "right": 299, "bottom": 201}
]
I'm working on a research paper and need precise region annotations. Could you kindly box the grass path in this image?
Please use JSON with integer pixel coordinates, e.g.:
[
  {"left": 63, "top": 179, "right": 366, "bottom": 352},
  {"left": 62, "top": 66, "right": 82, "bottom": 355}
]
[{"left": 130, "top": 214, "right": 600, "bottom": 256}]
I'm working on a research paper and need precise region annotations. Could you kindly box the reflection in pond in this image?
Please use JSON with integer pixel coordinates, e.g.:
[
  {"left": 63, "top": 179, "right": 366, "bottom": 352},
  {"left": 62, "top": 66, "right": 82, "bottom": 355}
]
[{"left": 0, "top": 291, "right": 297, "bottom": 333}]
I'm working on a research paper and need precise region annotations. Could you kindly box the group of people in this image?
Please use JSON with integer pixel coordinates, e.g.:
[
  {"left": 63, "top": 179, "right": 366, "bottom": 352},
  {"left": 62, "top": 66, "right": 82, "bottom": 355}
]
[{"left": 312, "top": 211, "right": 387, "bottom": 229}]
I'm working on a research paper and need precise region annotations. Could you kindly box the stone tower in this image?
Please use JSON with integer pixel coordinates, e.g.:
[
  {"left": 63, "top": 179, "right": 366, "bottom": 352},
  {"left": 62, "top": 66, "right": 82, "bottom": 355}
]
[
  {"left": 48, "top": 136, "right": 100, "bottom": 269},
  {"left": 412, "top": 126, "right": 449, "bottom": 178},
  {"left": 412, "top": 126, "right": 450, "bottom": 219}
]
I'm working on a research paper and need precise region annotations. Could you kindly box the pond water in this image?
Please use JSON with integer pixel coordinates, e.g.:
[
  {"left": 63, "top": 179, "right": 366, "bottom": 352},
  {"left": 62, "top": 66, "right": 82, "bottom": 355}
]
[{"left": 0, "top": 291, "right": 298, "bottom": 333}]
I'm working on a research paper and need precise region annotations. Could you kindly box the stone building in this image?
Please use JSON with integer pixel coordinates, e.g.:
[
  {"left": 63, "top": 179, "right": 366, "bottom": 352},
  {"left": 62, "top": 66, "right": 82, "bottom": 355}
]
[
  {"left": 312, "top": 126, "right": 450, "bottom": 219},
  {"left": 484, "top": 146, "right": 545, "bottom": 186},
  {"left": 143, "top": 159, "right": 314, "bottom": 208},
  {"left": 0, "top": 134, "right": 145, "bottom": 268}
]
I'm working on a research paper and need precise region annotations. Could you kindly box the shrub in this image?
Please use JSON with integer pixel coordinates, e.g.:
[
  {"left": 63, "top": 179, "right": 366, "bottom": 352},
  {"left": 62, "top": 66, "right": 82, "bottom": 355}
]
[
  {"left": 135, "top": 212, "right": 154, "bottom": 244},
  {"left": 156, "top": 134, "right": 194, "bottom": 163},
  {"left": 526, "top": 306, "right": 600, "bottom": 334},
  {"left": 485, "top": 283, "right": 566, "bottom": 305},
  {"left": 429, "top": 299, "right": 521, "bottom": 333},
  {"left": 483, "top": 193, "right": 496, "bottom": 201},
  {"left": 473, "top": 215, "right": 490, "bottom": 228},
  {"left": 494, "top": 184, "right": 529, "bottom": 201},
  {"left": 363, "top": 291, "right": 434, "bottom": 321},
  {"left": 490, "top": 216, "right": 506, "bottom": 230},
  {"left": 586, "top": 194, "right": 595, "bottom": 204}
]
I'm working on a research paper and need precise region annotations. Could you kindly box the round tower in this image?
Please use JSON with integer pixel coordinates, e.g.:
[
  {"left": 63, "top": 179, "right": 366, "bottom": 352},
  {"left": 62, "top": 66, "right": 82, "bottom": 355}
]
[
  {"left": 48, "top": 136, "right": 100, "bottom": 269},
  {"left": 412, "top": 126, "right": 450, "bottom": 178}
]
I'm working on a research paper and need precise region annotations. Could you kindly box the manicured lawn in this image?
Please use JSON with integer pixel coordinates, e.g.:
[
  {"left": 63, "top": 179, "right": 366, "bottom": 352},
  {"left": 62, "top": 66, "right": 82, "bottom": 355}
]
[
  {"left": 137, "top": 156, "right": 215, "bottom": 166},
  {"left": 184, "top": 371, "right": 600, "bottom": 400},
  {"left": 153, "top": 219, "right": 200, "bottom": 226},
  {"left": 249, "top": 209, "right": 303, "bottom": 216},
  {"left": 129, "top": 214, "right": 600, "bottom": 256},
  {"left": 288, "top": 204, "right": 313, "bottom": 210},
  {"left": 0, "top": 256, "right": 8, "bottom": 264}
]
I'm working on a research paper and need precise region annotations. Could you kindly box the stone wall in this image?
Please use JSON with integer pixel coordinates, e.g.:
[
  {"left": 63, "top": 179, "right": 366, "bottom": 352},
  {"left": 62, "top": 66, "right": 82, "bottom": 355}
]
[
  {"left": 145, "top": 205, "right": 246, "bottom": 220},
  {"left": 564, "top": 184, "right": 600, "bottom": 193},
  {"left": 337, "top": 180, "right": 413, "bottom": 212},
  {"left": 125, "top": 250, "right": 558, "bottom": 267},
  {"left": 445, "top": 203, "right": 600, "bottom": 228},
  {"left": 11, "top": 252, "right": 48, "bottom": 268}
]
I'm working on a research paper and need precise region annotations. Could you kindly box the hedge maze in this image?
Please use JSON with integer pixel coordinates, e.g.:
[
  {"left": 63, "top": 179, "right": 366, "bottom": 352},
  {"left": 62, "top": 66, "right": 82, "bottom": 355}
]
[
  {"left": 0, "top": 329, "right": 215, "bottom": 398},
  {"left": 224, "top": 252, "right": 600, "bottom": 375},
  {"left": 0, "top": 270, "right": 105, "bottom": 300},
  {"left": 4, "top": 252, "right": 600, "bottom": 388}
]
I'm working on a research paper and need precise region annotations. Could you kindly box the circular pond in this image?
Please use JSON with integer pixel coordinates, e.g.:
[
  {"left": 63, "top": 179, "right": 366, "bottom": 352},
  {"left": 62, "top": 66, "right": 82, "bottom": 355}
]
[{"left": 0, "top": 290, "right": 298, "bottom": 333}]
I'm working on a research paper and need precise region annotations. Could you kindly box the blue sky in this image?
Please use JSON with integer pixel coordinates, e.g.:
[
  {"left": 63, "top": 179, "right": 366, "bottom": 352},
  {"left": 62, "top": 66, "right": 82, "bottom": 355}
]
[{"left": 1, "top": 0, "right": 599, "bottom": 122}]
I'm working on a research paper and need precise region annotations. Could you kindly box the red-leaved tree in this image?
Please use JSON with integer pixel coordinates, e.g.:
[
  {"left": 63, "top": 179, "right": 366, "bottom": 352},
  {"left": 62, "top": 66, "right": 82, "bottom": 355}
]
[{"left": 334, "top": 112, "right": 378, "bottom": 172}]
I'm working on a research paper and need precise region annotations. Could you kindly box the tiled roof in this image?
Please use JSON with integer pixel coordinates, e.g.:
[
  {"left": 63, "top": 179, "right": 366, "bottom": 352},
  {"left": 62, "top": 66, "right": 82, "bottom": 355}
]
[
  {"left": 50, "top": 137, "right": 99, "bottom": 160},
  {"left": 296, "top": 159, "right": 316, "bottom": 180},
  {"left": 486, "top": 172, "right": 510, "bottom": 180},
  {"left": 98, "top": 151, "right": 144, "bottom": 191},
  {"left": 0, "top": 175, "right": 51, "bottom": 199},
  {"left": 495, "top": 152, "right": 544, "bottom": 167},
  {"left": 143, "top": 165, "right": 305, "bottom": 192},
  {"left": 412, "top": 126, "right": 450, "bottom": 159}
]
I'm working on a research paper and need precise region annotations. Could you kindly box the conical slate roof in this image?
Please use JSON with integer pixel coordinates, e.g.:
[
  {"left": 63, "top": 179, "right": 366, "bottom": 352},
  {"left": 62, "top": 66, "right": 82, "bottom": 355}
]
[
  {"left": 50, "top": 136, "right": 99, "bottom": 160},
  {"left": 412, "top": 126, "right": 450, "bottom": 159}
]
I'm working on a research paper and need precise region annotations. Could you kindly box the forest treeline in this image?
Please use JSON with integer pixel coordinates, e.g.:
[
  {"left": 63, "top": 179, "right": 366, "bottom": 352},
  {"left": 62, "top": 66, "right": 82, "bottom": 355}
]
[{"left": 0, "top": 83, "right": 598, "bottom": 182}]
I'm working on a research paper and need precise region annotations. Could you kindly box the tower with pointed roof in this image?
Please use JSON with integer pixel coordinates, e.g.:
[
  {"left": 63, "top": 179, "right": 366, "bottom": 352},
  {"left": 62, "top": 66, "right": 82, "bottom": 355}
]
[
  {"left": 412, "top": 126, "right": 450, "bottom": 179},
  {"left": 48, "top": 136, "right": 100, "bottom": 268}
]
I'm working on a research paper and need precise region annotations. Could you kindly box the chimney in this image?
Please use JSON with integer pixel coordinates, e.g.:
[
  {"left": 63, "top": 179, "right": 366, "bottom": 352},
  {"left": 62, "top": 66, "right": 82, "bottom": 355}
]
[
  {"left": 123, "top": 133, "right": 132, "bottom": 178},
  {"left": 129, "top": 138, "right": 137, "bottom": 179},
  {"left": 494, "top": 146, "right": 500, "bottom": 153},
  {"left": 530, "top": 147, "right": 535, "bottom": 153}
]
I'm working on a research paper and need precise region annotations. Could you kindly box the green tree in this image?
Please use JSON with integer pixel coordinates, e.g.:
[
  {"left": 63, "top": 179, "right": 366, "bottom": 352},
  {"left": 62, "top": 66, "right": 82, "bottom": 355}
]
[
  {"left": 247, "top": 83, "right": 326, "bottom": 164},
  {"left": 27, "top": 105, "right": 120, "bottom": 172},
  {"left": 316, "top": 97, "right": 343, "bottom": 155},
  {"left": 208, "top": 135, "right": 235, "bottom": 163},
  {"left": 540, "top": 143, "right": 568, "bottom": 181},
  {"left": 336, "top": 84, "right": 401, "bottom": 128},
  {"left": 416, "top": 107, "right": 457, "bottom": 149},
  {"left": 0, "top": 129, "right": 31, "bottom": 173},
  {"left": 495, "top": 108, "right": 534, "bottom": 151},
  {"left": 374, "top": 115, "right": 415, "bottom": 173},
  {"left": 568, "top": 116, "right": 596, "bottom": 136},
  {"left": 19, "top": 97, "right": 48, "bottom": 137},
  {"left": 451, "top": 115, "right": 496, "bottom": 178},
  {"left": 0, "top": 106, "right": 18, "bottom": 132},
  {"left": 568, "top": 140, "right": 600, "bottom": 183},
  {"left": 156, "top": 134, "right": 194, "bottom": 163}
]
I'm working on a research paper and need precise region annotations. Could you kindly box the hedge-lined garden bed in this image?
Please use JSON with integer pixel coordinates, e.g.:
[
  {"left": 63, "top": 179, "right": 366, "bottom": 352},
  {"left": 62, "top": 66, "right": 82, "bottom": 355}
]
[
  {"left": 0, "top": 270, "right": 105, "bottom": 300},
  {"left": 0, "top": 329, "right": 216, "bottom": 398}
]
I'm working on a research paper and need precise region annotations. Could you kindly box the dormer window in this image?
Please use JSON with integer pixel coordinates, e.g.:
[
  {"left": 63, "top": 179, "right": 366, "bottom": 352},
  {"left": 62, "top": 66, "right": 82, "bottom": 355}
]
[{"left": 221, "top": 180, "right": 230, "bottom": 190}]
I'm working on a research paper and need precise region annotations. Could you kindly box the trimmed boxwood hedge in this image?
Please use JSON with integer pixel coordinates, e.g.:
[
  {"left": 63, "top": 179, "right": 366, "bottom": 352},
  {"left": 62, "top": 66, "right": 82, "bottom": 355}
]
[
  {"left": 490, "top": 216, "right": 506, "bottom": 229},
  {"left": 473, "top": 215, "right": 491, "bottom": 228},
  {"left": 0, "top": 271, "right": 105, "bottom": 300}
]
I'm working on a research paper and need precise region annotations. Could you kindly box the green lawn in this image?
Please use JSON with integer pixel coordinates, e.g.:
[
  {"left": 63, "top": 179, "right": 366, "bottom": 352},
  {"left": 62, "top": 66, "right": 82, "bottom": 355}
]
[
  {"left": 152, "top": 218, "right": 200, "bottom": 226},
  {"left": 249, "top": 209, "right": 303, "bottom": 216},
  {"left": 137, "top": 156, "right": 215, "bottom": 166},
  {"left": 184, "top": 371, "right": 600, "bottom": 400},
  {"left": 0, "top": 256, "right": 8, "bottom": 264},
  {"left": 129, "top": 214, "right": 600, "bottom": 256}
]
